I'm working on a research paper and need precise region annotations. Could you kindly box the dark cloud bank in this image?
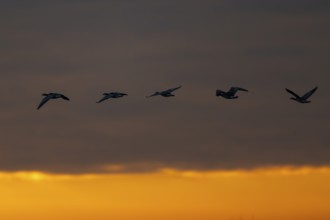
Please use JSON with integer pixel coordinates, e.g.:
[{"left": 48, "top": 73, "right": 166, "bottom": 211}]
[{"left": 0, "top": 0, "right": 329, "bottom": 174}]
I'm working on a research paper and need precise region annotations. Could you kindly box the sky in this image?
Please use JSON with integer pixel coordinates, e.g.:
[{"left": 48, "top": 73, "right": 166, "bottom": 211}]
[{"left": 1, "top": 0, "right": 330, "bottom": 219}]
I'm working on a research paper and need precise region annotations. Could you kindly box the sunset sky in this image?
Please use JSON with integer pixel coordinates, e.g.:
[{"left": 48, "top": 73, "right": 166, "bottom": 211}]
[{"left": 1, "top": 0, "right": 330, "bottom": 219}]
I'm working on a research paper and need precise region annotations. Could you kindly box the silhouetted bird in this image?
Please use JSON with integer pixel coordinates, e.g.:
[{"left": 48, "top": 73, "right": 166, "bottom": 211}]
[
  {"left": 285, "top": 87, "right": 318, "bottom": 103},
  {"left": 96, "top": 92, "right": 127, "bottom": 103},
  {"left": 37, "top": 93, "right": 70, "bottom": 110},
  {"left": 216, "top": 87, "right": 248, "bottom": 99},
  {"left": 146, "top": 86, "right": 182, "bottom": 98}
]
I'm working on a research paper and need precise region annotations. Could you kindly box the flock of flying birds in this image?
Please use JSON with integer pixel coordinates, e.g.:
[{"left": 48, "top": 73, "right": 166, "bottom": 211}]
[{"left": 37, "top": 86, "right": 318, "bottom": 109}]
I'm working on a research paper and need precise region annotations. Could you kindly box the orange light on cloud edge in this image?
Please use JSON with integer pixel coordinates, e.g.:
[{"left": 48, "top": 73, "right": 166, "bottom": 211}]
[{"left": 0, "top": 166, "right": 329, "bottom": 220}]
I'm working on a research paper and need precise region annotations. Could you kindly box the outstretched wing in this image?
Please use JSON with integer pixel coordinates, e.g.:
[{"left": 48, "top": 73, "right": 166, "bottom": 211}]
[
  {"left": 285, "top": 88, "right": 301, "bottom": 99},
  {"left": 228, "top": 87, "right": 248, "bottom": 96},
  {"left": 37, "top": 96, "right": 51, "bottom": 110},
  {"left": 60, "top": 94, "right": 70, "bottom": 100},
  {"left": 165, "top": 86, "right": 182, "bottom": 93},
  {"left": 96, "top": 95, "right": 109, "bottom": 103},
  {"left": 146, "top": 92, "right": 159, "bottom": 98},
  {"left": 302, "top": 87, "right": 318, "bottom": 100}
]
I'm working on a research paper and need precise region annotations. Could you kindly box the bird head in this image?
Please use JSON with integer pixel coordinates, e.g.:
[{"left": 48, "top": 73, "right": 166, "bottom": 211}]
[{"left": 216, "top": 90, "right": 224, "bottom": 97}]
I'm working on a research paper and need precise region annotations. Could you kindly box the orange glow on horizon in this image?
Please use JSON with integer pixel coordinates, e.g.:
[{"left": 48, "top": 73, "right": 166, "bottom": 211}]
[{"left": 0, "top": 166, "right": 329, "bottom": 220}]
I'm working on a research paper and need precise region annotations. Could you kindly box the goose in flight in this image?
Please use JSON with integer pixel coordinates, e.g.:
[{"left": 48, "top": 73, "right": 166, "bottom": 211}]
[
  {"left": 96, "top": 92, "right": 127, "bottom": 103},
  {"left": 37, "top": 93, "right": 70, "bottom": 110},
  {"left": 216, "top": 87, "right": 248, "bottom": 99},
  {"left": 285, "top": 87, "right": 318, "bottom": 103},
  {"left": 146, "top": 86, "right": 182, "bottom": 98}
]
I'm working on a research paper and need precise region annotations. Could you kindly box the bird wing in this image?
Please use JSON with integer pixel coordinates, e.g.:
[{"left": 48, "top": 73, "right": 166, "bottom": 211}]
[
  {"left": 165, "top": 86, "right": 182, "bottom": 93},
  {"left": 37, "top": 96, "right": 51, "bottom": 110},
  {"left": 60, "top": 94, "right": 70, "bottom": 100},
  {"left": 228, "top": 87, "right": 248, "bottom": 96},
  {"left": 237, "top": 87, "right": 249, "bottom": 92},
  {"left": 146, "top": 92, "right": 159, "bottom": 98},
  {"left": 302, "top": 87, "right": 318, "bottom": 100},
  {"left": 97, "top": 95, "right": 109, "bottom": 103},
  {"left": 285, "top": 88, "right": 301, "bottom": 99}
]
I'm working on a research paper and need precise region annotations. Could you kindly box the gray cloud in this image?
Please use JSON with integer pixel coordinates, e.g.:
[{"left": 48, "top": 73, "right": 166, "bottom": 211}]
[{"left": 0, "top": 0, "right": 329, "bottom": 173}]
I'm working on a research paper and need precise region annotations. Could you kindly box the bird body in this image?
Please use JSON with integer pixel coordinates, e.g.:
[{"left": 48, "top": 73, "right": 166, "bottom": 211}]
[
  {"left": 37, "top": 93, "right": 70, "bottom": 109},
  {"left": 97, "top": 92, "right": 127, "bottom": 103},
  {"left": 285, "top": 87, "right": 318, "bottom": 103},
  {"left": 216, "top": 87, "right": 248, "bottom": 99},
  {"left": 147, "top": 86, "right": 182, "bottom": 98}
]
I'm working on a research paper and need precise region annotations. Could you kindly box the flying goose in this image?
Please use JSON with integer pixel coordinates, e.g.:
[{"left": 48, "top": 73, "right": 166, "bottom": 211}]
[
  {"left": 285, "top": 87, "right": 318, "bottom": 103},
  {"left": 216, "top": 87, "right": 248, "bottom": 99},
  {"left": 96, "top": 92, "right": 127, "bottom": 103},
  {"left": 37, "top": 93, "right": 70, "bottom": 110},
  {"left": 146, "top": 86, "right": 182, "bottom": 98}
]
